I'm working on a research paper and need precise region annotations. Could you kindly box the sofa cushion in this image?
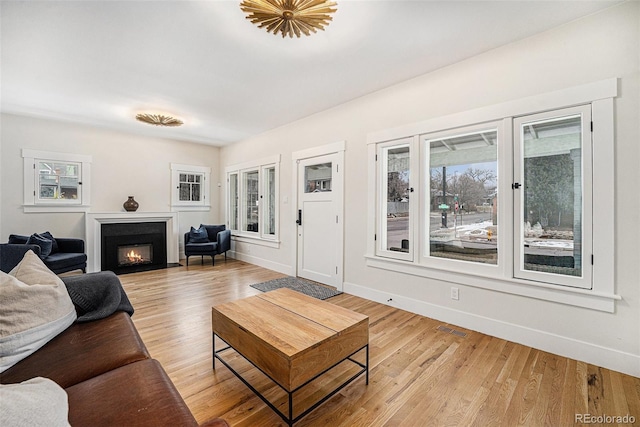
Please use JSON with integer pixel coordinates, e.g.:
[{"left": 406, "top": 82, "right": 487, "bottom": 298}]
[
  {"left": 0, "top": 377, "right": 70, "bottom": 427},
  {"left": 188, "top": 226, "right": 209, "bottom": 243},
  {"left": 0, "top": 312, "right": 150, "bottom": 388},
  {"left": 44, "top": 252, "right": 88, "bottom": 272},
  {"left": 200, "top": 224, "right": 225, "bottom": 242},
  {"left": 185, "top": 241, "right": 218, "bottom": 254},
  {"left": 66, "top": 359, "right": 198, "bottom": 427},
  {"left": 0, "top": 251, "right": 77, "bottom": 373},
  {"left": 26, "top": 233, "right": 53, "bottom": 259}
]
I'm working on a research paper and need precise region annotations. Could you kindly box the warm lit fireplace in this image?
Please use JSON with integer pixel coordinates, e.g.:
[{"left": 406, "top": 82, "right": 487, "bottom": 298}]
[
  {"left": 117, "top": 244, "right": 153, "bottom": 267},
  {"left": 101, "top": 222, "right": 167, "bottom": 274}
]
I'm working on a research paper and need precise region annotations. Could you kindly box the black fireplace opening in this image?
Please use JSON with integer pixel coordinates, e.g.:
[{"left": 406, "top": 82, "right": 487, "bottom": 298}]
[{"left": 102, "top": 222, "right": 167, "bottom": 274}]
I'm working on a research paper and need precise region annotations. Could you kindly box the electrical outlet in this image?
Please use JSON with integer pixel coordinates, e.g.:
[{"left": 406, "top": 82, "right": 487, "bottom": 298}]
[{"left": 451, "top": 287, "right": 459, "bottom": 300}]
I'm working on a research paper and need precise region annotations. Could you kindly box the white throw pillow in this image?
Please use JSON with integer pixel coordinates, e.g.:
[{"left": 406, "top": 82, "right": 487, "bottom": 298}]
[
  {"left": 0, "top": 377, "right": 71, "bottom": 427},
  {"left": 0, "top": 251, "right": 77, "bottom": 373}
]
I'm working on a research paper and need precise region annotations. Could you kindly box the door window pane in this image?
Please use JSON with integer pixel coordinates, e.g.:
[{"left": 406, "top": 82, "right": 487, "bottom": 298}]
[
  {"left": 384, "top": 145, "right": 410, "bottom": 253},
  {"left": 521, "top": 115, "right": 583, "bottom": 277},
  {"left": 244, "top": 170, "right": 259, "bottom": 232},
  {"left": 427, "top": 129, "right": 498, "bottom": 264},
  {"left": 305, "top": 163, "right": 332, "bottom": 193}
]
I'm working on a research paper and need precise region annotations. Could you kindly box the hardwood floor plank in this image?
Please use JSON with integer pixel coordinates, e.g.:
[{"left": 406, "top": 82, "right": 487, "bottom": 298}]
[{"left": 117, "top": 260, "right": 640, "bottom": 426}]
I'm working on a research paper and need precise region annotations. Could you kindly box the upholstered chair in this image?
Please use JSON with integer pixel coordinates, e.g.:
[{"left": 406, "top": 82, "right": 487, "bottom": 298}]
[{"left": 183, "top": 225, "right": 231, "bottom": 266}]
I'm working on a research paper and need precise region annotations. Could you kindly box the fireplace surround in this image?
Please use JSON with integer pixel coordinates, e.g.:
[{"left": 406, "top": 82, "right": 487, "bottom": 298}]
[{"left": 85, "top": 212, "right": 179, "bottom": 273}]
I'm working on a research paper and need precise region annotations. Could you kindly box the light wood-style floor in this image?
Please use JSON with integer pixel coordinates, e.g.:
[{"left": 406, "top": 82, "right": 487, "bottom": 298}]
[{"left": 118, "top": 259, "right": 640, "bottom": 426}]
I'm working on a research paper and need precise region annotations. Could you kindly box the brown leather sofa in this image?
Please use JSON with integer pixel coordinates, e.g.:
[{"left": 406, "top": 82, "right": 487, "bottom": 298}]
[{"left": 0, "top": 311, "right": 228, "bottom": 427}]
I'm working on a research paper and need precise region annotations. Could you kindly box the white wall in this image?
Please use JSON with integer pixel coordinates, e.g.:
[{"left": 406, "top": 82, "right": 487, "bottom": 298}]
[
  {"left": 220, "top": 2, "right": 640, "bottom": 376},
  {"left": 0, "top": 114, "right": 221, "bottom": 257}
]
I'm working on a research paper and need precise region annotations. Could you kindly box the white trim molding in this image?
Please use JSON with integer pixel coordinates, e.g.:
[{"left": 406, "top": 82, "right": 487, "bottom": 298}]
[{"left": 344, "top": 281, "right": 639, "bottom": 378}]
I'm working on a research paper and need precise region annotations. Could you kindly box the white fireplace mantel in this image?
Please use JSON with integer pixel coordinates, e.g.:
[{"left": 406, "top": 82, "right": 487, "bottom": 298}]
[{"left": 85, "top": 212, "right": 179, "bottom": 273}]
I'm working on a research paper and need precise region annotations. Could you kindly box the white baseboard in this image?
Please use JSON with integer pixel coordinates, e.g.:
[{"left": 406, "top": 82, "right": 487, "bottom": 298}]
[
  {"left": 230, "top": 251, "right": 293, "bottom": 276},
  {"left": 344, "top": 281, "right": 640, "bottom": 378}
]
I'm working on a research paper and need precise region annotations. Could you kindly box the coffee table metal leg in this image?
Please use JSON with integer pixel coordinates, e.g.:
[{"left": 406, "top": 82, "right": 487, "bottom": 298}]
[{"left": 366, "top": 344, "right": 369, "bottom": 385}]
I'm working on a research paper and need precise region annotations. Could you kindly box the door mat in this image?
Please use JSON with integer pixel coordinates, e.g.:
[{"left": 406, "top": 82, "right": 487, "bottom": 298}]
[{"left": 250, "top": 276, "right": 342, "bottom": 300}]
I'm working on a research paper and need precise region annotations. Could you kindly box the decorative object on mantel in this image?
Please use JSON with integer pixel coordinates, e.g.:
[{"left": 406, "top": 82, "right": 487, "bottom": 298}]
[
  {"left": 123, "top": 196, "right": 139, "bottom": 212},
  {"left": 135, "top": 113, "right": 183, "bottom": 127},
  {"left": 240, "top": 0, "right": 337, "bottom": 38}
]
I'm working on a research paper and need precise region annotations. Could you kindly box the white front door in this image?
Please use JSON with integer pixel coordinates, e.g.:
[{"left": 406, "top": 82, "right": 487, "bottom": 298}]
[{"left": 296, "top": 152, "right": 343, "bottom": 288}]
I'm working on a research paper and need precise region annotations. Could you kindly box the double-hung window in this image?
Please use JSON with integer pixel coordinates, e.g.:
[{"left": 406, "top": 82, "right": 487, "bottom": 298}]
[
  {"left": 226, "top": 156, "right": 280, "bottom": 242},
  {"left": 368, "top": 79, "right": 616, "bottom": 310}
]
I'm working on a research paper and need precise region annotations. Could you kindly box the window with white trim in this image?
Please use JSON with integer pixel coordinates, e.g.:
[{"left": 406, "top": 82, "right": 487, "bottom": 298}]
[
  {"left": 375, "top": 108, "right": 593, "bottom": 289},
  {"left": 369, "top": 78, "right": 617, "bottom": 311},
  {"left": 170, "top": 163, "right": 211, "bottom": 210},
  {"left": 513, "top": 105, "right": 592, "bottom": 288},
  {"left": 22, "top": 149, "right": 92, "bottom": 212},
  {"left": 376, "top": 138, "right": 414, "bottom": 261},
  {"left": 226, "top": 155, "right": 280, "bottom": 242}
]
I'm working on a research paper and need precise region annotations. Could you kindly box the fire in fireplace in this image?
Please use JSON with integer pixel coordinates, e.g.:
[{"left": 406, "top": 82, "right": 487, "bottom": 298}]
[{"left": 118, "top": 244, "right": 153, "bottom": 267}]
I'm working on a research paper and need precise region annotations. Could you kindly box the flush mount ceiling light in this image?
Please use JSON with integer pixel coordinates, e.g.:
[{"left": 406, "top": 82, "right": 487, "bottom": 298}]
[
  {"left": 135, "top": 113, "right": 183, "bottom": 127},
  {"left": 240, "top": 0, "right": 337, "bottom": 38}
]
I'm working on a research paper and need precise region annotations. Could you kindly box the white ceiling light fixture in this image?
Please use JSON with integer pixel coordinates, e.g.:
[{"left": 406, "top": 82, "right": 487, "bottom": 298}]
[{"left": 240, "top": 0, "right": 338, "bottom": 39}]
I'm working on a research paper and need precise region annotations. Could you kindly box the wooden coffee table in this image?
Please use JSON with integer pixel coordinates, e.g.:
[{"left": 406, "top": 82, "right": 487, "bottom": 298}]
[{"left": 211, "top": 288, "right": 369, "bottom": 426}]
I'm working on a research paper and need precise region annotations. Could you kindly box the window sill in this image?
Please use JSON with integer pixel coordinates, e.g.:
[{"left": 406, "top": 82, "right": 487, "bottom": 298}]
[
  {"left": 365, "top": 255, "right": 619, "bottom": 312},
  {"left": 231, "top": 234, "right": 280, "bottom": 249},
  {"left": 170, "top": 205, "right": 211, "bottom": 212},
  {"left": 23, "top": 205, "right": 90, "bottom": 213}
]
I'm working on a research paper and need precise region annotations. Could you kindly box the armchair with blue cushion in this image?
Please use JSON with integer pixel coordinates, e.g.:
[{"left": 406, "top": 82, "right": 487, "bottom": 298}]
[
  {"left": 1, "top": 232, "right": 87, "bottom": 274},
  {"left": 183, "top": 224, "right": 231, "bottom": 266}
]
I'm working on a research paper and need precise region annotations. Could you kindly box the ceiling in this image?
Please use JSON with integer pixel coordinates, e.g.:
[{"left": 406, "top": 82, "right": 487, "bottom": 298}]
[{"left": 0, "top": 0, "right": 621, "bottom": 147}]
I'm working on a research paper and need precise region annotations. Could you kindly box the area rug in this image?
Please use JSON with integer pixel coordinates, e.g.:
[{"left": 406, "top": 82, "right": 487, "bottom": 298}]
[{"left": 250, "top": 276, "right": 342, "bottom": 300}]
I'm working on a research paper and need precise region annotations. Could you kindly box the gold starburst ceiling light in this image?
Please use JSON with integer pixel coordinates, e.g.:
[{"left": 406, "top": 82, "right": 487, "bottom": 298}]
[
  {"left": 135, "top": 113, "right": 183, "bottom": 127},
  {"left": 240, "top": 0, "right": 338, "bottom": 39}
]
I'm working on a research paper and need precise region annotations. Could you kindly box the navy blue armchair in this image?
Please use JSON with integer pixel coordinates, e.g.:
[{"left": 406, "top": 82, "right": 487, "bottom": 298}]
[{"left": 183, "top": 224, "right": 231, "bottom": 266}]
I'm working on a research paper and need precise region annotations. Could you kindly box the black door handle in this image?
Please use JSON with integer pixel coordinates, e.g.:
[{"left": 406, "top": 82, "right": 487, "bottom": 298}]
[{"left": 296, "top": 209, "right": 302, "bottom": 225}]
